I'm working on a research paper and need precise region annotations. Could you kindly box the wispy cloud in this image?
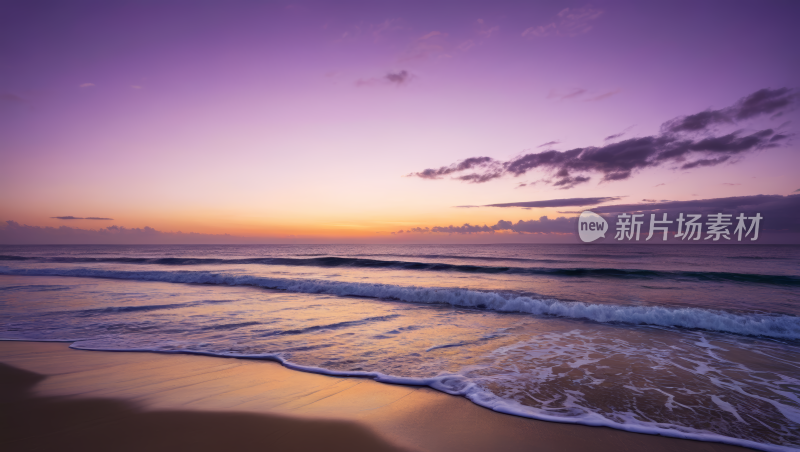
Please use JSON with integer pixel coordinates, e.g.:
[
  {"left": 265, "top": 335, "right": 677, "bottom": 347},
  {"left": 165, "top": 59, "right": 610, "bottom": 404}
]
[
  {"left": 604, "top": 125, "right": 634, "bottom": 141},
  {"left": 408, "top": 156, "right": 497, "bottom": 180},
  {"left": 400, "top": 31, "right": 450, "bottom": 61},
  {"left": 538, "top": 141, "right": 560, "bottom": 148},
  {"left": 522, "top": 6, "right": 604, "bottom": 38},
  {"left": 0, "top": 92, "right": 24, "bottom": 103},
  {"left": 457, "top": 19, "right": 501, "bottom": 53},
  {"left": 476, "top": 19, "right": 499, "bottom": 39},
  {"left": 548, "top": 88, "right": 587, "bottom": 100},
  {"left": 80, "top": 83, "right": 95, "bottom": 88},
  {"left": 562, "top": 88, "right": 586, "bottom": 100},
  {"left": 1, "top": 222, "right": 274, "bottom": 245},
  {"left": 457, "top": 196, "right": 623, "bottom": 209},
  {"left": 52, "top": 216, "right": 114, "bottom": 220},
  {"left": 549, "top": 88, "right": 619, "bottom": 102},
  {"left": 339, "top": 18, "right": 404, "bottom": 42},
  {"left": 586, "top": 89, "right": 621, "bottom": 102},
  {"left": 407, "top": 88, "right": 795, "bottom": 189},
  {"left": 371, "top": 18, "right": 404, "bottom": 41}
]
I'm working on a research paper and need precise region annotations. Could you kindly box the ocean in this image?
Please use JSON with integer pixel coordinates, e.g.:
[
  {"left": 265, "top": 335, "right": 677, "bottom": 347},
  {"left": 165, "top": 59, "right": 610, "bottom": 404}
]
[{"left": 1, "top": 244, "right": 799, "bottom": 451}]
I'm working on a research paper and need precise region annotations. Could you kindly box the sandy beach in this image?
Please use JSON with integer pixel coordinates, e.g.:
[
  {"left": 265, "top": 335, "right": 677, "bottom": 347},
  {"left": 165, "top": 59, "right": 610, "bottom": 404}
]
[{"left": 0, "top": 341, "right": 755, "bottom": 452}]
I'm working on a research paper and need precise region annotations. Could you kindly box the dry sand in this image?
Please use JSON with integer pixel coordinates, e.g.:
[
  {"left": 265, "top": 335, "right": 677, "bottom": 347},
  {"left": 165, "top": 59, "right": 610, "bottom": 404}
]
[{"left": 0, "top": 341, "right": 754, "bottom": 452}]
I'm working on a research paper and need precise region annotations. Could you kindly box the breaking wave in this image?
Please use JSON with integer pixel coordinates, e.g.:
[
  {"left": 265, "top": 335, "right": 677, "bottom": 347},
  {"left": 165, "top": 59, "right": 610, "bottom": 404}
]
[{"left": 2, "top": 265, "right": 798, "bottom": 340}]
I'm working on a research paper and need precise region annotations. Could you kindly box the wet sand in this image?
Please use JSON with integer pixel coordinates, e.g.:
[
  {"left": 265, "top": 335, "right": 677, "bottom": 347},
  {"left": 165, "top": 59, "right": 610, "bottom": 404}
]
[{"left": 0, "top": 341, "right": 754, "bottom": 452}]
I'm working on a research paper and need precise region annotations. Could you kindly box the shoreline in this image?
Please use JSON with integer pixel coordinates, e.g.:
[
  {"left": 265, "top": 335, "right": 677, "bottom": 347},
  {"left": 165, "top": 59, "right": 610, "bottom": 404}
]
[{"left": 0, "top": 341, "right": 756, "bottom": 452}]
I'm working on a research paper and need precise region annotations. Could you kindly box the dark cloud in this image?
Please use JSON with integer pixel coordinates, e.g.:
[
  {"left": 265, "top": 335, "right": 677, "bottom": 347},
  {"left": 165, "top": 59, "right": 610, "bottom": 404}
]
[
  {"left": 604, "top": 132, "right": 624, "bottom": 141},
  {"left": 492, "top": 216, "right": 575, "bottom": 233},
  {"left": 482, "top": 197, "right": 623, "bottom": 208},
  {"left": 735, "top": 88, "right": 795, "bottom": 120},
  {"left": 574, "top": 194, "right": 796, "bottom": 216},
  {"left": 454, "top": 171, "right": 504, "bottom": 183},
  {"left": 356, "top": 70, "right": 413, "bottom": 87},
  {"left": 385, "top": 70, "right": 410, "bottom": 85},
  {"left": 661, "top": 110, "right": 731, "bottom": 133},
  {"left": 51, "top": 216, "right": 114, "bottom": 220},
  {"left": 409, "top": 156, "right": 497, "bottom": 180},
  {"left": 431, "top": 224, "right": 494, "bottom": 233},
  {"left": 396, "top": 195, "right": 800, "bottom": 241},
  {"left": 408, "top": 88, "right": 795, "bottom": 188},
  {"left": 538, "top": 141, "right": 560, "bottom": 148},
  {"left": 393, "top": 227, "right": 434, "bottom": 233},
  {"left": 680, "top": 156, "right": 730, "bottom": 170},
  {"left": 661, "top": 88, "right": 795, "bottom": 133},
  {"left": 397, "top": 216, "right": 577, "bottom": 235},
  {"left": 689, "top": 129, "right": 778, "bottom": 153},
  {"left": 552, "top": 175, "right": 591, "bottom": 189}
]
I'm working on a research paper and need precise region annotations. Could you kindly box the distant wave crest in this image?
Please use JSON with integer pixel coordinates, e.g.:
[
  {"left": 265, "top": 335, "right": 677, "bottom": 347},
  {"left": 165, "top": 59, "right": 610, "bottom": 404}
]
[{"left": 0, "top": 255, "right": 796, "bottom": 286}]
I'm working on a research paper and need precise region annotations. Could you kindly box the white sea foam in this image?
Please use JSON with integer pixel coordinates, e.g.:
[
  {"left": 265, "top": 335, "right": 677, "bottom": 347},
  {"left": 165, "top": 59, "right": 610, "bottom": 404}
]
[
  {"left": 60, "top": 342, "right": 800, "bottom": 452},
  {"left": 2, "top": 266, "right": 799, "bottom": 340}
]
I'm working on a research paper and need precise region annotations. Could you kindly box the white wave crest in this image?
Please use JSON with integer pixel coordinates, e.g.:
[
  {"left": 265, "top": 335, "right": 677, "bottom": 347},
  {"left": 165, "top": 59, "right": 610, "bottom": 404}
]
[{"left": 2, "top": 266, "right": 799, "bottom": 340}]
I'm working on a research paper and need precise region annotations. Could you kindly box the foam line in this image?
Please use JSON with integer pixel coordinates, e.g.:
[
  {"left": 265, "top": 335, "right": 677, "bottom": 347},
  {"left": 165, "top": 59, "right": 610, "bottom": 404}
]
[{"left": 62, "top": 343, "right": 799, "bottom": 452}]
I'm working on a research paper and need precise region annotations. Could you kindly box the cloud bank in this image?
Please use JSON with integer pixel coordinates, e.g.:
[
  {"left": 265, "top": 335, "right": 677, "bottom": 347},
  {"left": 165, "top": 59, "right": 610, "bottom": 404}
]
[
  {"left": 564, "top": 195, "right": 800, "bottom": 233},
  {"left": 51, "top": 216, "right": 114, "bottom": 220},
  {"left": 0, "top": 222, "right": 264, "bottom": 245},
  {"left": 394, "top": 194, "right": 800, "bottom": 242},
  {"left": 408, "top": 89, "right": 795, "bottom": 189}
]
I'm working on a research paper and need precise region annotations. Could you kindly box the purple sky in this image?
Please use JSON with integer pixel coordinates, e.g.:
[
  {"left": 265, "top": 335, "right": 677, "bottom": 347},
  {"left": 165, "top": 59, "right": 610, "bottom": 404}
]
[{"left": 1, "top": 0, "right": 798, "bottom": 243}]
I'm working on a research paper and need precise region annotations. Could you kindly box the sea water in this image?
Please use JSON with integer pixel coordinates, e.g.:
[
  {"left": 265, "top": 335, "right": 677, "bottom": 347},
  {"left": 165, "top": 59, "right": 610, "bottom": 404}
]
[{"left": 1, "top": 244, "right": 798, "bottom": 451}]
